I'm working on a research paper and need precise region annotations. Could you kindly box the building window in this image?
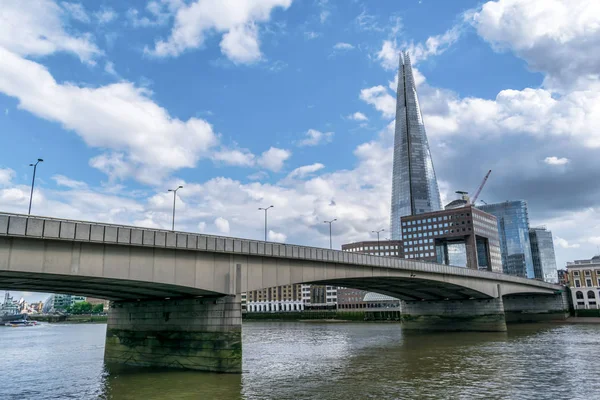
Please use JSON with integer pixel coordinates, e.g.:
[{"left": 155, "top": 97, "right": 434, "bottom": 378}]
[
  {"left": 575, "top": 280, "right": 581, "bottom": 287},
  {"left": 585, "top": 270, "right": 591, "bottom": 276},
  {"left": 587, "top": 279, "right": 593, "bottom": 287},
  {"left": 576, "top": 291, "right": 584, "bottom": 299},
  {"left": 573, "top": 271, "right": 580, "bottom": 276},
  {"left": 588, "top": 291, "right": 596, "bottom": 299}
]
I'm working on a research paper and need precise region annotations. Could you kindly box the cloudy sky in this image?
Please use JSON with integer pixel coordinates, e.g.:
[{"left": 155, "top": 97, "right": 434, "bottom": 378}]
[{"left": 1, "top": 0, "right": 600, "bottom": 302}]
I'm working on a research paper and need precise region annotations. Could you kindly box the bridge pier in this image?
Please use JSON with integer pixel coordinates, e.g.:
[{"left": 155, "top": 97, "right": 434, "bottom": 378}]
[
  {"left": 104, "top": 295, "right": 242, "bottom": 373},
  {"left": 400, "top": 297, "right": 507, "bottom": 332},
  {"left": 503, "top": 292, "right": 569, "bottom": 323}
]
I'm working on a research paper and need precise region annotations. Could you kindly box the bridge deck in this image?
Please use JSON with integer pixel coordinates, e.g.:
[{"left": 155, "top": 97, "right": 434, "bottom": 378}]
[{"left": 0, "top": 212, "right": 561, "bottom": 293}]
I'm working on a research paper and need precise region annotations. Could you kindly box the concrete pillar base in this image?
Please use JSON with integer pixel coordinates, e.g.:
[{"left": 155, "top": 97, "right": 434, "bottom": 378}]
[
  {"left": 401, "top": 297, "right": 507, "bottom": 332},
  {"left": 503, "top": 293, "right": 569, "bottom": 323},
  {"left": 104, "top": 295, "right": 241, "bottom": 373}
]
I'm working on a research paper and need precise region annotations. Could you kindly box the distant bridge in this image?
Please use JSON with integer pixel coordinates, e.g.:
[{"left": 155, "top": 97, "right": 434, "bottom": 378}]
[{"left": 0, "top": 212, "right": 568, "bottom": 373}]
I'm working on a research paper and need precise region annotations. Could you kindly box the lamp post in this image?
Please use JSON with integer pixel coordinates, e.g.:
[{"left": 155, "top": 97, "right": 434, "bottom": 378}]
[
  {"left": 28, "top": 158, "right": 43, "bottom": 215},
  {"left": 324, "top": 218, "right": 337, "bottom": 249},
  {"left": 372, "top": 228, "right": 385, "bottom": 254},
  {"left": 258, "top": 205, "right": 274, "bottom": 241},
  {"left": 167, "top": 185, "right": 183, "bottom": 231}
]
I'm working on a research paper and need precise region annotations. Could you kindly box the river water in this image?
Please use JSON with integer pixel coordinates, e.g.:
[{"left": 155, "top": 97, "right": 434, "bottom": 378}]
[{"left": 1, "top": 322, "right": 599, "bottom": 399}]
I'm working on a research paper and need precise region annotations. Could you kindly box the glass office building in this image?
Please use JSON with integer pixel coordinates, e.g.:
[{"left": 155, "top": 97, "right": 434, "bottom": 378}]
[
  {"left": 477, "top": 201, "right": 535, "bottom": 278},
  {"left": 529, "top": 227, "right": 558, "bottom": 283},
  {"left": 390, "top": 51, "right": 442, "bottom": 240}
]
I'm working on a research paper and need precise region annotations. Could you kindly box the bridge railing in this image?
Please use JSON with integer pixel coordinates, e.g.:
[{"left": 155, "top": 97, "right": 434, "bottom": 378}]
[{"left": 0, "top": 211, "right": 561, "bottom": 290}]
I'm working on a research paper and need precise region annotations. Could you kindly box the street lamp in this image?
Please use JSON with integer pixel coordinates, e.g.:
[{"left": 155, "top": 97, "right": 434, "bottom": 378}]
[
  {"left": 167, "top": 185, "right": 183, "bottom": 231},
  {"left": 28, "top": 158, "right": 43, "bottom": 215},
  {"left": 372, "top": 228, "right": 385, "bottom": 254},
  {"left": 258, "top": 205, "right": 274, "bottom": 241},
  {"left": 324, "top": 219, "right": 337, "bottom": 249}
]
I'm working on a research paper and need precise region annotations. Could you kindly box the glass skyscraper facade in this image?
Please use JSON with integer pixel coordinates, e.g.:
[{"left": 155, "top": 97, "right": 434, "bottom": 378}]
[
  {"left": 390, "top": 51, "right": 441, "bottom": 240},
  {"left": 477, "top": 201, "right": 535, "bottom": 279},
  {"left": 529, "top": 227, "right": 558, "bottom": 283}
]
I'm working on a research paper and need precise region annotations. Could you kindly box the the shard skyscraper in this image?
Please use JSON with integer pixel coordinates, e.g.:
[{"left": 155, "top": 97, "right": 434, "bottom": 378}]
[{"left": 390, "top": 51, "right": 442, "bottom": 240}]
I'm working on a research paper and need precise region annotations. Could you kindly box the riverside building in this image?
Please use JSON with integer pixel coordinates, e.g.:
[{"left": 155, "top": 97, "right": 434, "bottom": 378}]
[
  {"left": 477, "top": 201, "right": 536, "bottom": 278},
  {"left": 566, "top": 256, "right": 600, "bottom": 309},
  {"left": 529, "top": 226, "right": 559, "bottom": 283}
]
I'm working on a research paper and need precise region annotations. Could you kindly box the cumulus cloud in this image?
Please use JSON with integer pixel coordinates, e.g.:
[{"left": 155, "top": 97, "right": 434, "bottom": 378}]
[
  {"left": 544, "top": 157, "right": 569, "bottom": 166},
  {"left": 0, "top": 0, "right": 101, "bottom": 63},
  {"left": 347, "top": 112, "right": 368, "bottom": 121},
  {"left": 334, "top": 42, "right": 354, "bottom": 50},
  {"left": 468, "top": 0, "right": 600, "bottom": 91},
  {"left": 286, "top": 163, "right": 325, "bottom": 180},
  {"left": 52, "top": 175, "right": 88, "bottom": 189},
  {"left": 214, "top": 217, "right": 230, "bottom": 234},
  {"left": 0, "top": 168, "right": 15, "bottom": 186},
  {"left": 555, "top": 236, "right": 580, "bottom": 249},
  {"left": 296, "top": 129, "right": 334, "bottom": 147},
  {"left": 146, "top": 0, "right": 292, "bottom": 63},
  {"left": 359, "top": 86, "right": 395, "bottom": 119},
  {"left": 257, "top": 147, "right": 291, "bottom": 172},
  {"left": 61, "top": 2, "right": 90, "bottom": 23},
  {"left": 95, "top": 8, "right": 117, "bottom": 24},
  {"left": 0, "top": 48, "right": 218, "bottom": 184},
  {"left": 212, "top": 148, "right": 256, "bottom": 167},
  {"left": 268, "top": 230, "right": 287, "bottom": 242}
]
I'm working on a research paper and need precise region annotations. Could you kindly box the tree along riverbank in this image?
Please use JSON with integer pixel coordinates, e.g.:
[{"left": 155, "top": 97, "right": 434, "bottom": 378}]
[{"left": 31, "top": 314, "right": 108, "bottom": 324}]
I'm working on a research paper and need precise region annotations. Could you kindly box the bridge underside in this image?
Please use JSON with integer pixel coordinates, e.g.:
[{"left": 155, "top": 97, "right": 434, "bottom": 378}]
[
  {"left": 304, "top": 277, "right": 493, "bottom": 301},
  {"left": 0, "top": 271, "right": 221, "bottom": 301}
]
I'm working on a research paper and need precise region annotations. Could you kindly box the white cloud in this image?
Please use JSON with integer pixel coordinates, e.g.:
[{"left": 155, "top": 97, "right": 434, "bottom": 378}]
[
  {"left": 95, "top": 8, "right": 117, "bottom": 24},
  {"left": 214, "top": 217, "right": 230, "bottom": 234},
  {"left": 296, "top": 129, "right": 334, "bottom": 147},
  {"left": 61, "top": 2, "right": 90, "bottom": 23},
  {"left": 146, "top": 0, "right": 292, "bottom": 63},
  {"left": 0, "top": 0, "right": 101, "bottom": 63},
  {"left": 348, "top": 112, "right": 368, "bottom": 121},
  {"left": 0, "top": 48, "right": 218, "bottom": 184},
  {"left": 544, "top": 156, "right": 569, "bottom": 166},
  {"left": 359, "top": 86, "right": 395, "bottom": 119},
  {"left": 469, "top": 0, "right": 600, "bottom": 91},
  {"left": 212, "top": 148, "right": 256, "bottom": 167},
  {"left": 104, "top": 61, "right": 117, "bottom": 76},
  {"left": 376, "top": 40, "right": 400, "bottom": 70},
  {"left": 220, "top": 23, "right": 262, "bottom": 64},
  {"left": 0, "top": 168, "right": 15, "bottom": 186},
  {"left": 268, "top": 230, "right": 287, "bottom": 242},
  {"left": 555, "top": 236, "right": 580, "bottom": 249},
  {"left": 52, "top": 175, "right": 87, "bottom": 189},
  {"left": 287, "top": 163, "right": 325, "bottom": 180},
  {"left": 257, "top": 147, "right": 291, "bottom": 172},
  {"left": 405, "top": 26, "right": 462, "bottom": 63},
  {"left": 333, "top": 42, "right": 354, "bottom": 50},
  {"left": 304, "top": 31, "right": 321, "bottom": 40},
  {"left": 588, "top": 237, "right": 600, "bottom": 246}
]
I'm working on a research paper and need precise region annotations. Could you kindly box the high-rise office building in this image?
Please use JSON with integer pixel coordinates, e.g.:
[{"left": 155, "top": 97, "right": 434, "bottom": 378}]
[
  {"left": 529, "top": 227, "right": 559, "bottom": 283},
  {"left": 477, "top": 201, "right": 535, "bottom": 278},
  {"left": 390, "top": 51, "right": 442, "bottom": 240}
]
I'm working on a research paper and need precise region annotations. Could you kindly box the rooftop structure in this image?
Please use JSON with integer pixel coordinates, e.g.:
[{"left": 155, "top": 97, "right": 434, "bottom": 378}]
[{"left": 390, "top": 51, "right": 442, "bottom": 239}]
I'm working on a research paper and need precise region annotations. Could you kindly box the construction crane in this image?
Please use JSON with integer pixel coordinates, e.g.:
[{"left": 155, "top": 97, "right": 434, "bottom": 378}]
[{"left": 471, "top": 170, "right": 492, "bottom": 205}]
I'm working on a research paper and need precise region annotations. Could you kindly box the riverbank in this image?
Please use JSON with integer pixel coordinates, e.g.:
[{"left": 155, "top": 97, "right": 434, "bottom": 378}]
[
  {"left": 31, "top": 315, "right": 107, "bottom": 324},
  {"left": 242, "top": 310, "right": 401, "bottom": 322}
]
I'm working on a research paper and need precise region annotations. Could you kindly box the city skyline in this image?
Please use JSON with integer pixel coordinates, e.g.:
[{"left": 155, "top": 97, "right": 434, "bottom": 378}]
[
  {"left": 390, "top": 51, "right": 442, "bottom": 240},
  {"left": 2, "top": 0, "right": 600, "bottom": 305}
]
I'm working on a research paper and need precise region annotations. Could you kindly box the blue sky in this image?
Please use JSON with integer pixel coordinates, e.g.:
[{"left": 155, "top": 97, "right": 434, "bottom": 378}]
[{"left": 1, "top": 0, "right": 600, "bottom": 302}]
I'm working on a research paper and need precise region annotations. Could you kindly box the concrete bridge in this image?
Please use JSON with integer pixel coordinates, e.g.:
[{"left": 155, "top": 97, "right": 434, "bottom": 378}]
[{"left": 0, "top": 212, "right": 568, "bottom": 373}]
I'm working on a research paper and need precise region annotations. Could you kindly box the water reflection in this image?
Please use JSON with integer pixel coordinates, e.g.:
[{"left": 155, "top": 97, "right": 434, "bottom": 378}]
[{"left": 1, "top": 322, "right": 599, "bottom": 400}]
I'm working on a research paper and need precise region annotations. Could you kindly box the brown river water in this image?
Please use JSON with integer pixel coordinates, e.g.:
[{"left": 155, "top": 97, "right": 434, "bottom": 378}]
[{"left": 1, "top": 321, "right": 598, "bottom": 399}]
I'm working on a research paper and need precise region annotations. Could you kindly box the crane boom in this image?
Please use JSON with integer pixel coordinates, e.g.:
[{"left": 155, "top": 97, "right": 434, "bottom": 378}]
[{"left": 471, "top": 170, "right": 492, "bottom": 204}]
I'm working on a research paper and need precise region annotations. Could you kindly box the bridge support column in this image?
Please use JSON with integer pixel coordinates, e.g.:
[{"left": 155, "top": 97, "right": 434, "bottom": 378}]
[
  {"left": 503, "top": 292, "right": 569, "bottom": 323},
  {"left": 104, "top": 295, "right": 241, "bottom": 373},
  {"left": 401, "top": 297, "right": 507, "bottom": 332}
]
